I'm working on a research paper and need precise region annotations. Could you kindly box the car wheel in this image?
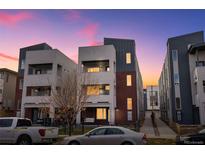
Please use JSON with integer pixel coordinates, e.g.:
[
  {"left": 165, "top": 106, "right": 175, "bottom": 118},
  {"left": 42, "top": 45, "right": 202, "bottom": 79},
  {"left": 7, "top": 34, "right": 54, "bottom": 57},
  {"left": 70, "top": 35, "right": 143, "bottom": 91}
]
[
  {"left": 68, "top": 141, "right": 80, "bottom": 145},
  {"left": 122, "top": 141, "right": 133, "bottom": 145},
  {"left": 17, "top": 135, "right": 32, "bottom": 145}
]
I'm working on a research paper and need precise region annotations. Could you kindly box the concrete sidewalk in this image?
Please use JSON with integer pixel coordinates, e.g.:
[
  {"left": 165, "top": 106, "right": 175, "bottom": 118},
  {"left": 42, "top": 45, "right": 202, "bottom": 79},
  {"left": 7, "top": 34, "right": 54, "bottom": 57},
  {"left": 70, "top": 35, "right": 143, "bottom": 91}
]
[{"left": 141, "top": 111, "right": 176, "bottom": 139}]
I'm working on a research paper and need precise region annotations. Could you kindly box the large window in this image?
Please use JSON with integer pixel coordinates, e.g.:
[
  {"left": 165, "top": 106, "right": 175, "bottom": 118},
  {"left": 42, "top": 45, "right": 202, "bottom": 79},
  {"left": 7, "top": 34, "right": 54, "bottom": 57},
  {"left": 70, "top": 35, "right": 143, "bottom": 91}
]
[
  {"left": 127, "top": 111, "right": 132, "bottom": 121},
  {"left": 172, "top": 50, "right": 178, "bottom": 61},
  {"left": 126, "top": 75, "right": 132, "bottom": 86},
  {"left": 82, "top": 60, "right": 109, "bottom": 73},
  {"left": 176, "top": 97, "right": 181, "bottom": 109},
  {"left": 86, "top": 84, "right": 110, "bottom": 96},
  {"left": 177, "top": 111, "right": 181, "bottom": 121},
  {"left": 28, "top": 63, "right": 52, "bottom": 75},
  {"left": 174, "top": 73, "right": 179, "bottom": 84},
  {"left": 96, "top": 108, "right": 107, "bottom": 120},
  {"left": 26, "top": 86, "right": 51, "bottom": 96},
  {"left": 127, "top": 98, "right": 132, "bottom": 110},
  {"left": 126, "top": 52, "right": 131, "bottom": 64}
]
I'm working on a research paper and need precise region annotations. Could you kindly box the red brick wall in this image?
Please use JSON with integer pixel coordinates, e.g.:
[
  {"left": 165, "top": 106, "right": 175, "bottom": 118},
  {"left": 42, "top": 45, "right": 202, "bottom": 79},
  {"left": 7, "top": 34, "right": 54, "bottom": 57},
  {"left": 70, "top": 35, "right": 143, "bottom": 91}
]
[{"left": 115, "top": 72, "right": 137, "bottom": 125}]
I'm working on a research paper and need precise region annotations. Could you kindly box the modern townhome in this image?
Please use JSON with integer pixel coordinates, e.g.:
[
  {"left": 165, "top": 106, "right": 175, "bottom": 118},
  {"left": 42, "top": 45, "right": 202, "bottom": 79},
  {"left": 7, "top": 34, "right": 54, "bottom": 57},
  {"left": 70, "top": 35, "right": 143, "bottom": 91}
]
[
  {"left": 76, "top": 38, "right": 144, "bottom": 126},
  {"left": 159, "top": 31, "right": 204, "bottom": 126},
  {"left": 146, "top": 86, "right": 160, "bottom": 111},
  {"left": 15, "top": 43, "right": 76, "bottom": 123},
  {"left": 188, "top": 42, "right": 205, "bottom": 125},
  {"left": 104, "top": 38, "right": 144, "bottom": 125},
  {"left": 77, "top": 45, "right": 116, "bottom": 125},
  {"left": 0, "top": 68, "right": 17, "bottom": 112}
]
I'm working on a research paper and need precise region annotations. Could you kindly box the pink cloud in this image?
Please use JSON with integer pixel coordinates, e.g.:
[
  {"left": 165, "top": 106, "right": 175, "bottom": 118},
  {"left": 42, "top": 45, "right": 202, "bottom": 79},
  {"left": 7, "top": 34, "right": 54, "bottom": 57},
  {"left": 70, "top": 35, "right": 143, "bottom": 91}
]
[
  {"left": 0, "top": 52, "right": 18, "bottom": 61},
  {"left": 78, "top": 23, "right": 99, "bottom": 40},
  {"left": 0, "top": 11, "right": 33, "bottom": 27},
  {"left": 89, "top": 41, "right": 102, "bottom": 46}
]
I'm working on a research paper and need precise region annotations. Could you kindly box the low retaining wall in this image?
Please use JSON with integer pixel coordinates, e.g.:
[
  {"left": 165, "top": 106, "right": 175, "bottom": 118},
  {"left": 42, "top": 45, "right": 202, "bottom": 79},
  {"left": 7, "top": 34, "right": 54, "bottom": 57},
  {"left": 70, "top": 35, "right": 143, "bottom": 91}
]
[{"left": 171, "top": 123, "right": 205, "bottom": 135}]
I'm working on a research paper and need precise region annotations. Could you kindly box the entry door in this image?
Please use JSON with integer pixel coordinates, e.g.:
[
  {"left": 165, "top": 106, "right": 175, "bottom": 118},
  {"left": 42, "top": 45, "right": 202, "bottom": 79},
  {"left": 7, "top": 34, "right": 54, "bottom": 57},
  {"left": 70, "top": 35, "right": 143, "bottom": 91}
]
[{"left": 32, "top": 108, "right": 39, "bottom": 123}]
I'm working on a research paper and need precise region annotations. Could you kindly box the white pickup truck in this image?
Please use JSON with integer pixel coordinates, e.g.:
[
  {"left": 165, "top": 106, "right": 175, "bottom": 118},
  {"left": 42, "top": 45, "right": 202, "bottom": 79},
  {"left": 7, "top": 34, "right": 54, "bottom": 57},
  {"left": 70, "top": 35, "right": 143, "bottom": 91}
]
[{"left": 0, "top": 117, "right": 59, "bottom": 145}]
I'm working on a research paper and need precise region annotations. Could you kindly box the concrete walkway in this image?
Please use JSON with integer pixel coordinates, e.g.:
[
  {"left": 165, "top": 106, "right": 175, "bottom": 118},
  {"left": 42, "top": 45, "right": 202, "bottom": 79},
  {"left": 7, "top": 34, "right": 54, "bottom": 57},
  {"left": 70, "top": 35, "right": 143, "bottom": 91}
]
[{"left": 141, "top": 111, "right": 176, "bottom": 139}]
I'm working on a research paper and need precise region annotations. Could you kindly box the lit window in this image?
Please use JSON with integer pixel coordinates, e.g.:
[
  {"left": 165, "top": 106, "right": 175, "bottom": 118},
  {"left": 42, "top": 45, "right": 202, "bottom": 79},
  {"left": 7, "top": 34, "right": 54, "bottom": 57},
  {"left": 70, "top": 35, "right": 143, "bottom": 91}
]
[
  {"left": 105, "top": 85, "right": 110, "bottom": 91},
  {"left": 127, "top": 111, "right": 132, "bottom": 121},
  {"left": 126, "top": 52, "right": 131, "bottom": 64},
  {"left": 127, "top": 98, "right": 132, "bottom": 110},
  {"left": 126, "top": 75, "right": 132, "bottom": 86},
  {"left": 87, "top": 86, "right": 100, "bottom": 95},
  {"left": 87, "top": 67, "right": 100, "bottom": 72},
  {"left": 96, "top": 108, "right": 106, "bottom": 120}
]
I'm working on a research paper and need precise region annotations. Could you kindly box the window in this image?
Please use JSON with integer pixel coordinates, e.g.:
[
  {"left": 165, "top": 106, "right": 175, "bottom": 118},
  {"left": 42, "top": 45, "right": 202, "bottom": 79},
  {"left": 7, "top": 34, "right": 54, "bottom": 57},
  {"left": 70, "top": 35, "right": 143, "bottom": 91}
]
[
  {"left": 0, "top": 119, "right": 13, "bottom": 127},
  {"left": 127, "top": 111, "right": 132, "bottom": 121},
  {"left": 26, "top": 86, "right": 51, "bottom": 96},
  {"left": 196, "top": 61, "right": 205, "bottom": 67},
  {"left": 28, "top": 63, "right": 52, "bottom": 75},
  {"left": 82, "top": 60, "right": 109, "bottom": 73},
  {"left": 89, "top": 128, "right": 106, "bottom": 136},
  {"left": 0, "top": 73, "right": 3, "bottom": 79},
  {"left": 174, "top": 73, "right": 179, "bottom": 84},
  {"left": 105, "top": 128, "right": 124, "bottom": 135},
  {"left": 21, "top": 59, "right": 25, "bottom": 70},
  {"left": 87, "top": 67, "right": 100, "bottom": 73},
  {"left": 19, "top": 79, "right": 23, "bottom": 90},
  {"left": 203, "top": 81, "right": 205, "bottom": 93},
  {"left": 17, "top": 119, "right": 32, "bottom": 127},
  {"left": 176, "top": 97, "right": 181, "bottom": 109},
  {"left": 126, "top": 75, "right": 132, "bottom": 86},
  {"left": 0, "top": 89, "right": 2, "bottom": 94},
  {"left": 126, "top": 52, "right": 131, "bottom": 64},
  {"left": 6, "top": 73, "right": 9, "bottom": 82},
  {"left": 96, "top": 108, "right": 106, "bottom": 120},
  {"left": 86, "top": 84, "right": 110, "bottom": 96},
  {"left": 87, "top": 86, "right": 99, "bottom": 95},
  {"left": 127, "top": 98, "right": 132, "bottom": 110},
  {"left": 172, "top": 50, "right": 178, "bottom": 61},
  {"left": 177, "top": 111, "right": 181, "bottom": 121}
]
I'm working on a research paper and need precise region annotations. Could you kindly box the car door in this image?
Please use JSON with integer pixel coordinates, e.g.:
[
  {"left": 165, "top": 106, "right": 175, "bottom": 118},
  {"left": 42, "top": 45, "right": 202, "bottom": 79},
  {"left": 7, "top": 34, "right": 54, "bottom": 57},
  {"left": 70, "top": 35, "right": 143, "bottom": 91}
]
[
  {"left": 102, "top": 128, "right": 125, "bottom": 145},
  {"left": 81, "top": 128, "right": 106, "bottom": 145},
  {"left": 0, "top": 119, "right": 14, "bottom": 144}
]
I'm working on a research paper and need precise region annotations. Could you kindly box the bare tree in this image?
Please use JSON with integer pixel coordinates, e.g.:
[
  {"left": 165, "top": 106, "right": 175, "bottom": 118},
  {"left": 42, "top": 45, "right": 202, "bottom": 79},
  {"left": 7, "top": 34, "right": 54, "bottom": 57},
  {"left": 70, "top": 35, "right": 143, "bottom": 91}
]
[{"left": 46, "top": 70, "right": 91, "bottom": 136}]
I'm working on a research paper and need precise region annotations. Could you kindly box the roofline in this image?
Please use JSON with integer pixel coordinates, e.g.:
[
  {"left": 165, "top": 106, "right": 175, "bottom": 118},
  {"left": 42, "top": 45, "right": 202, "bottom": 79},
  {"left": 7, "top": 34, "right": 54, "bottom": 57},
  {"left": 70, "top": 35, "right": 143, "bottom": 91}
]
[
  {"left": 0, "top": 68, "right": 18, "bottom": 74},
  {"left": 104, "top": 37, "right": 135, "bottom": 42},
  {"left": 167, "top": 31, "right": 204, "bottom": 43},
  {"left": 20, "top": 43, "right": 52, "bottom": 50}
]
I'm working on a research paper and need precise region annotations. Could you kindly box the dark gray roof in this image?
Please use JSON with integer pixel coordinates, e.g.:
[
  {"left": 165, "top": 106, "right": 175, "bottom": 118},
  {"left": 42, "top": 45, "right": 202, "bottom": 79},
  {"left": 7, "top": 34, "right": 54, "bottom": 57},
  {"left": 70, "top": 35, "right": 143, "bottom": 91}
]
[{"left": 188, "top": 42, "right": 205, "bottom": 54}]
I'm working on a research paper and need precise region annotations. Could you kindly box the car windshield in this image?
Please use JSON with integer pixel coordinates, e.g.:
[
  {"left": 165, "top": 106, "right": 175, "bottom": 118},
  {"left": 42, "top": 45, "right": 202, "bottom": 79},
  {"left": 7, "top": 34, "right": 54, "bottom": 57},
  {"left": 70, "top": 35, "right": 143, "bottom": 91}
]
[{"left": 0, "top": 119, "right": 13, "bottom": 127}]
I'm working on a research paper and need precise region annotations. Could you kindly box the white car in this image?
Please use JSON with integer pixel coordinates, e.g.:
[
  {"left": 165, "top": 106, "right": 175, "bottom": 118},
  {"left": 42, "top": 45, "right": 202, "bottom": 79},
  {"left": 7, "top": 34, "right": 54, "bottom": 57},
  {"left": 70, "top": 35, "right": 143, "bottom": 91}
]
[
  {"left": 64, "top": 126, "right": 147, "bottom": 145},
  {"left": 0, "top": 117, "right": 59, "bottom": 145}
]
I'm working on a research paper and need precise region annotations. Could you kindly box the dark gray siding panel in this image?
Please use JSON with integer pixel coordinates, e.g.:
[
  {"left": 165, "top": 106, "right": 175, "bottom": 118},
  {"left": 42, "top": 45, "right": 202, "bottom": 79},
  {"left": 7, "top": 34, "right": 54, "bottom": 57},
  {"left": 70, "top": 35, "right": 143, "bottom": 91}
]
[
  {"left": 168, "top": 31, "right": 204, "bottom": 124},
  {"left": 104, "top": 38, "right": 136, "bottom": 72}
]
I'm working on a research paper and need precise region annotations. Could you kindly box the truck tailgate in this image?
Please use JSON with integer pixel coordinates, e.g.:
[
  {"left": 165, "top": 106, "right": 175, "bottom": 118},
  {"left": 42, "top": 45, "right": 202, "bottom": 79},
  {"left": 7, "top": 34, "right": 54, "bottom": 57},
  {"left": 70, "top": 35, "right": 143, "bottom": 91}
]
[{"left": 44, "top": 127, "right": 59, "bottom": 138}]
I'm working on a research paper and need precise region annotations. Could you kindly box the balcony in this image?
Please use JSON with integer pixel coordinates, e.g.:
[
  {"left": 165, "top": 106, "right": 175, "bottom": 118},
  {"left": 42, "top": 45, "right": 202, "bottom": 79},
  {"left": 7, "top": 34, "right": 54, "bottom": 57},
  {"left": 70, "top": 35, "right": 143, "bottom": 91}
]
[
  {"left": 82, "top": 60, "right": 110, "bottom": 73},
  {"left": 28, "top": 63, "right": 53, "bottom": 75}
]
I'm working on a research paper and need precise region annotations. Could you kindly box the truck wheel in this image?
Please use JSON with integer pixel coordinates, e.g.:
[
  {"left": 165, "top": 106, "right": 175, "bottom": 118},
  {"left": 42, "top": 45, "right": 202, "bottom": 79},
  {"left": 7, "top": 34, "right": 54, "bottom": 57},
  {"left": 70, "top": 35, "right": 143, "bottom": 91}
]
[{"left": 17, "top": 135, "right": 32, "bottom": 145}]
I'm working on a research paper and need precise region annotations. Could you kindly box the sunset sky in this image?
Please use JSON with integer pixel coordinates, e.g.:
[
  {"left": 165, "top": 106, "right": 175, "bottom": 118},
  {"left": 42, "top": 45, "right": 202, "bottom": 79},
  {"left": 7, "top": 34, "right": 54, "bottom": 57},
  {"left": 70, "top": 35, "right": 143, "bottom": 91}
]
[{"left": 1, "top": 9, "right": 205, "bottom": 87}]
